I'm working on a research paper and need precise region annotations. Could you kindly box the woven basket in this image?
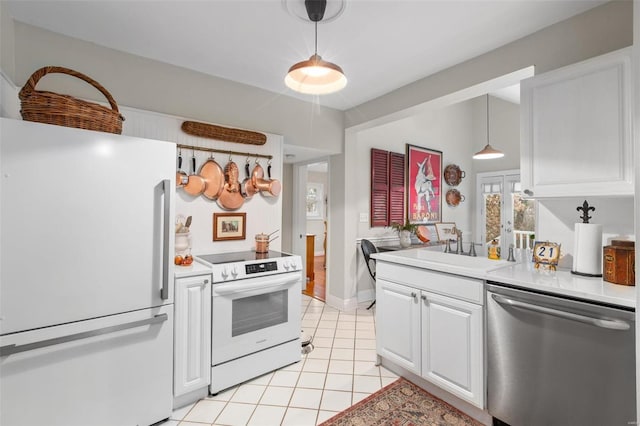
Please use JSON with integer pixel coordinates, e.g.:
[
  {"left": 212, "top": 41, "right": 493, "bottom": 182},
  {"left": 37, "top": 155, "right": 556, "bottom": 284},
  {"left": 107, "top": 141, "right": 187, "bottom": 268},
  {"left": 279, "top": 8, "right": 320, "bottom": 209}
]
[
  {"left": 181, "top": 121, "right": 266, "bottom": 145},
  {"left": 19, "top": 66, "right": 125, "bottom": 134}
]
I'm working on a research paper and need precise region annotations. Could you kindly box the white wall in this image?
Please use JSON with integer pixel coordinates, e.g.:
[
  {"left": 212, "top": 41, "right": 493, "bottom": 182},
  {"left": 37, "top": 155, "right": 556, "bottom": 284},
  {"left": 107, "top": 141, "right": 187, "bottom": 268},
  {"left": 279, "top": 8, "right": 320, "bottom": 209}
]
[
  {"left": 281, "top": 163, "right": 294, "bottom": 253},
  {"left": 1, "top": 17, "right": 344, "bottom": 156}
]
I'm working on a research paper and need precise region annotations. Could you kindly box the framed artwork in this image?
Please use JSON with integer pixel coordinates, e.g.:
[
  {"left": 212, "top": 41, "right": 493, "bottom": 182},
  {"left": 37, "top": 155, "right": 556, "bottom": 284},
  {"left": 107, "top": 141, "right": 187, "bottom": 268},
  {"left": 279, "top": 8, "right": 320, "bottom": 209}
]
[
  {"left": 306, "top": 182, "right": 324, "bottom": 219},
  {"left": 406, "top": 144, "right": 442, "bottom": 224},
  {"left": 434, "top": 222, "right": 458, "bottom": 242},
  {"left": 213, "top": 212, "right": 246, "bottom": 241}
]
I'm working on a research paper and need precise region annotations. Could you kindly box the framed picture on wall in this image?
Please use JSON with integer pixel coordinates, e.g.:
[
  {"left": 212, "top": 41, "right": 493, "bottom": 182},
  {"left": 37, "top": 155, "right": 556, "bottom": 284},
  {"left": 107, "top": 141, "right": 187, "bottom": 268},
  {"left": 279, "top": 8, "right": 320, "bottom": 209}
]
[
  {"left": 306, "top": 182, "right": 324, "bottom": 219},
  {"left": 213, "top": 212, "right": 246, "bottom": 241},
  {"left": 434, "top": 222, "right": 458, "bottom": 242},
  {"left": 406, "top": 144, "right": 442, "bottom": 224}
]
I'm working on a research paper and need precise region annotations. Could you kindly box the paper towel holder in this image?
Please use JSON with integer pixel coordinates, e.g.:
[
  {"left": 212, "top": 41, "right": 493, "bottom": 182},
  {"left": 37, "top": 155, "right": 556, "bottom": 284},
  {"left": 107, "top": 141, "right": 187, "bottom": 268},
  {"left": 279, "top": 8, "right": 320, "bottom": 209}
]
[{"left": 577, "top": 200, "right": 595, "bottom": 223}]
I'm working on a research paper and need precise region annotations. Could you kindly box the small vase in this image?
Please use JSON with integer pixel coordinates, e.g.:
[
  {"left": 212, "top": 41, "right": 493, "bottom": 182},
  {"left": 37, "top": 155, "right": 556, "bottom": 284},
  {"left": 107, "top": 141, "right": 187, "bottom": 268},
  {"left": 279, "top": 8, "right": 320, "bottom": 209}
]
[{"left": 399, "top": 230, "right": 412, "bottom": 248}]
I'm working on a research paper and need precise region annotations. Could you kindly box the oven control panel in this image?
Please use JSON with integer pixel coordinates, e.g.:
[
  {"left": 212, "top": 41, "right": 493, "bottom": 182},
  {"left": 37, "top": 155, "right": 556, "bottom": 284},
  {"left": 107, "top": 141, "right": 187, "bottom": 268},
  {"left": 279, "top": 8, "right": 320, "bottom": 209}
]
[{"left": 246, "top": 261, "right": 278, "bottom": 275}]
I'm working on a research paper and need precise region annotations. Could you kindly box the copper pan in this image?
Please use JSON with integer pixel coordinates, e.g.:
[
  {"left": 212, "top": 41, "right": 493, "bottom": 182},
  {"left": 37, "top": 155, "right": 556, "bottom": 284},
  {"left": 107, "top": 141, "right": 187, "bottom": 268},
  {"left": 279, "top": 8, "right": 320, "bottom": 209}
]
[
  {"left": 184, "top": 151, "right": 206, "bottom": 196},
  {"left": 199, "top": 155, "right": 225, "bottom": 200},
  {"left": 176, "top": 150, "right": 188, "bottom": 188},
  {"left": 240, "top": 159, "right": 258, "bottom": 199},
  {"left": 256, "top": 161, "right": 281, "bottom": 197},
  {"left": 217, "top": 160, "right": 244, "bottom": 210}
]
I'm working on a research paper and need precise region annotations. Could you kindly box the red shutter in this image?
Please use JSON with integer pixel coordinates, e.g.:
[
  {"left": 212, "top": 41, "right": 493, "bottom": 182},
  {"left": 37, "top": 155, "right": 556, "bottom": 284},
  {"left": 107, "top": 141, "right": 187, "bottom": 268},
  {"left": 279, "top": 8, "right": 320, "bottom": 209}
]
[
  {"left": 370, "top": 148, "right": 389, "bottom": 227},
  {"left": 388, "top": 152, "right": 405, "bottom": 225}
]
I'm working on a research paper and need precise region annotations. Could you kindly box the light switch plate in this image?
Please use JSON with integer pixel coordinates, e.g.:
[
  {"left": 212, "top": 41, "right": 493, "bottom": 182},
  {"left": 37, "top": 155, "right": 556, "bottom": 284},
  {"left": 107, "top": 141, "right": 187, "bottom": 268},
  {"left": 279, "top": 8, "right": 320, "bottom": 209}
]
[{"left": 359, "top": 213, "right": 368, "bottom": 223}]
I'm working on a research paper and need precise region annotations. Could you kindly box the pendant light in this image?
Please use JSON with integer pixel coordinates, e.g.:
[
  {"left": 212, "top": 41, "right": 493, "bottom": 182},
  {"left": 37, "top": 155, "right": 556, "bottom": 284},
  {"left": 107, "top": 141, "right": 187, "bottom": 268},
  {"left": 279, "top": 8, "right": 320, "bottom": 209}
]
[
  {"left": 285, "top": 0, "right": 347, "bottom": 95},
  {"left": 473, "top": 95, "right": 504, "bottom": 160}
]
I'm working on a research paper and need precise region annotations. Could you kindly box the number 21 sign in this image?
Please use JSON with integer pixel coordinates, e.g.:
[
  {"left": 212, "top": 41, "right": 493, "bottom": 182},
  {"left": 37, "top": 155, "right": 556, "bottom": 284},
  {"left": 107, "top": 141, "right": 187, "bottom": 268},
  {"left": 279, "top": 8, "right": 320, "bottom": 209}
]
[{"left": 532, "top": 241, "right": 561, "bottom": 271}]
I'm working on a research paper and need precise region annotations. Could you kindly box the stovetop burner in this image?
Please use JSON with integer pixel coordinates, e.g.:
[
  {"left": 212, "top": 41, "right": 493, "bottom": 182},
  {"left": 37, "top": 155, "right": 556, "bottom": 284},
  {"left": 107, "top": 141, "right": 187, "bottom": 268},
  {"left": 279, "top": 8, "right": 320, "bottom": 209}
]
[{"left": 197, "top": 250, "right": 292, "bottom": 265}]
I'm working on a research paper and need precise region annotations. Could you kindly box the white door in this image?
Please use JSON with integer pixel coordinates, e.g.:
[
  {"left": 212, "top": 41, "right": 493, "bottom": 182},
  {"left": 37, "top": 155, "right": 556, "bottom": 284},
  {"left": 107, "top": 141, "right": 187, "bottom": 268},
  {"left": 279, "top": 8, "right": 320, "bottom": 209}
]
[
  {"left": 174, "top": 274, "right": 211, "bottom": 397},
  {"left": 375, "top": 279, "right": 421, "bottom": 374},
  {"left": 420, "top": 291, "right": 484, "bottom": 408},
  {"left": 477, "top": 170, "right": 535, "bottom": 256}
]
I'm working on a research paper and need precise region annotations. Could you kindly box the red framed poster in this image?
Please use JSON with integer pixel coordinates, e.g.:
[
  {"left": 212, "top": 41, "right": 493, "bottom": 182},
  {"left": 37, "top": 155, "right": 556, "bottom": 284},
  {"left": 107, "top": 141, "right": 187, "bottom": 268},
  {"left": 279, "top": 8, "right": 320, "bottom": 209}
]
[{"left": 406, "top": 144, "right": 442, "bottom": 224}]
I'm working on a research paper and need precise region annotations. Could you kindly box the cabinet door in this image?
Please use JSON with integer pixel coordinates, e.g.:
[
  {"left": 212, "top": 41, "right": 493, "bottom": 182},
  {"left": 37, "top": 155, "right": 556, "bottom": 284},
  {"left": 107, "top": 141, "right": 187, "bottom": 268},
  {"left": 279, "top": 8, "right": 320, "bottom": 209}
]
[
  {"left": 174, "top": 275, "right": 211, "bottom": 397},
  {"left": 375, "top": 279, "right": 421, "bottom": 374},
  {"left": 521, "top": 48, "right": 632, "bottom": 197},
  {"left": 421, "top": 291, "right": 483, "bottom": 408}
]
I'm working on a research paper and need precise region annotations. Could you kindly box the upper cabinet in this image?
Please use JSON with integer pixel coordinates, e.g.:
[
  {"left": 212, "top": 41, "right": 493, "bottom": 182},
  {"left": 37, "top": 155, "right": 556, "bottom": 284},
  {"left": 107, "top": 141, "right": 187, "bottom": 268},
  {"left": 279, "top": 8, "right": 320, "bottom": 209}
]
[{"left": 520, "top": 48, "right": 633, "bottom": 198}]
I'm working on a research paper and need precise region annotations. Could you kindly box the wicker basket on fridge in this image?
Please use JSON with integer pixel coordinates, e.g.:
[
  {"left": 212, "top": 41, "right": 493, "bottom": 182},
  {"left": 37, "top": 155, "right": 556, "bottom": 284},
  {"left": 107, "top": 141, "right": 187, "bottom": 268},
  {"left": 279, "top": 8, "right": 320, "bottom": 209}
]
[{"left": 18, "top": 66, "right": 125, "bottom": 134}]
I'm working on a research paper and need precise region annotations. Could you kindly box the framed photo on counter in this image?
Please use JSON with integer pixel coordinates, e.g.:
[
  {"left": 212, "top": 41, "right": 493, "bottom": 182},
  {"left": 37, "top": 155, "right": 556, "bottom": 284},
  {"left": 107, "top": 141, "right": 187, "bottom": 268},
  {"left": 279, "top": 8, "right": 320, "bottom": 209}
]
[{"left": 213, "top": 212, "right": 246, "bottom": 241}]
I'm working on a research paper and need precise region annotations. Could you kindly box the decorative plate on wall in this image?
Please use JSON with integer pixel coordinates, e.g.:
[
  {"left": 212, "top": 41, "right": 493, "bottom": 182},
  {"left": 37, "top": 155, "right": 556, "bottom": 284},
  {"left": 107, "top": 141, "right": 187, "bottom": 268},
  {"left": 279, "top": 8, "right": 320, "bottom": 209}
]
[{"left": 443, "top": 164, "right": 465, "bottom": 186}]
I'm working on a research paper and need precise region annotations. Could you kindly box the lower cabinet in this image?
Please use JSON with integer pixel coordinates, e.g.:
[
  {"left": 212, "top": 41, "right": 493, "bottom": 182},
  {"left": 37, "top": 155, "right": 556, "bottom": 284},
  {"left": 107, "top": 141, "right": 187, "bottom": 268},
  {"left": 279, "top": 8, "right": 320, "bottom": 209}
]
[
  {"left": 376, "top": 278, "right": 484, "bottom": 408},
  {"left": 174, "top": 274, "right": 212, "bottom": 398}
]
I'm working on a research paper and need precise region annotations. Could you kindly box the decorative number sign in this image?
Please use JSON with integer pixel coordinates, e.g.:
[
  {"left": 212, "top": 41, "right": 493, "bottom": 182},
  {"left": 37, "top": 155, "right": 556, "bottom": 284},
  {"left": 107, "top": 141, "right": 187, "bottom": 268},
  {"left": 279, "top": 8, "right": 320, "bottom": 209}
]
[{"left": 532, "top": 241, "right": 561, "bottom": 271}]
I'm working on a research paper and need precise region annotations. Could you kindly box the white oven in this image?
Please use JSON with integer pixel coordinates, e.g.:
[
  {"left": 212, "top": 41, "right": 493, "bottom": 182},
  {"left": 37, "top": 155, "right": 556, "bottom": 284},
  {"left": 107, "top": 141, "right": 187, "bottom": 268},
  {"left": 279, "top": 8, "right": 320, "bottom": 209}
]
[
  {"left": 211, "top": 272, "right": 301, "bottom": 364},
  {"left": 196, "top": 250, "right": 302, "bottom": 394}
]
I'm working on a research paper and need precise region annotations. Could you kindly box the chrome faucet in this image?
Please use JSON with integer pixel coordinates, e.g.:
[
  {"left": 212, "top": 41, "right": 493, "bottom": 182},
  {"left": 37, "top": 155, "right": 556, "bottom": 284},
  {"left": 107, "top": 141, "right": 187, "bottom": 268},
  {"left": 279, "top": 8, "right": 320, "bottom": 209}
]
[{"left": 456, "top": 228, "right": 465, "bottom": 255}]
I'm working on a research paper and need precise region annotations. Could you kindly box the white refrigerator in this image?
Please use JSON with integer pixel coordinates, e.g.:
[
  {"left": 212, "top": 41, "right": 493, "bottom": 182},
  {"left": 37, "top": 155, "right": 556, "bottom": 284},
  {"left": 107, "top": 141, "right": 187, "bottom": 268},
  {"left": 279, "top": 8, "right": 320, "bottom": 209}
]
[{"left": 0, "top": 118, "right": 176, "bottom": 426}]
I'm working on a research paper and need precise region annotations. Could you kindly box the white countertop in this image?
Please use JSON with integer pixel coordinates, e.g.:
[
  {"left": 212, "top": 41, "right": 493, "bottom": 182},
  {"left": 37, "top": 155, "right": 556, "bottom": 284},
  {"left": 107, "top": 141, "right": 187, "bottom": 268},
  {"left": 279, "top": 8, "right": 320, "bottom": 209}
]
[
  {"left": 174, "top": 259, "right": 212, "bottom": 279},
  {"left": 372, "top": 247, "right": 636, "bottom": 308},
  {"left": 372, "top": 247, "right": 512, "bottom": 280},
  {"left": 487, "top": 262, "right": 636, "bottom": 309}
]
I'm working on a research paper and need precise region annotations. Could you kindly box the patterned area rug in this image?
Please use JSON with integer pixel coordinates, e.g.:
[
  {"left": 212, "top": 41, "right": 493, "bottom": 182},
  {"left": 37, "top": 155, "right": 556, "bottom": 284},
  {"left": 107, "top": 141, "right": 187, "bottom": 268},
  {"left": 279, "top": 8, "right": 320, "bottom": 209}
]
[{"left": 320, "top": 377, "right": 484, "bottom": 426}]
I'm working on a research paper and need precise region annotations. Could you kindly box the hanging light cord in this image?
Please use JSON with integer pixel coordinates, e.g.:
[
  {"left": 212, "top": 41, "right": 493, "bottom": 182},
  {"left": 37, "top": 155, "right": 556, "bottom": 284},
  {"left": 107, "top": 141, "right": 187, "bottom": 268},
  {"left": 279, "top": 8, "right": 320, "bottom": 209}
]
[
  {"left": 486, "top": 95, "right": 490, "bottom": 144},
  {"left": 314, "top": 21, "right": 318, "bottom": 56}
]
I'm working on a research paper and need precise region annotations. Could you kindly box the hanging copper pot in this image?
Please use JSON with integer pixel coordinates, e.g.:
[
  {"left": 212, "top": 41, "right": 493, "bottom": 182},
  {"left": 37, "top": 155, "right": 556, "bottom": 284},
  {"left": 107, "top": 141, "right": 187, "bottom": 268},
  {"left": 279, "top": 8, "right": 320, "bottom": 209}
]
[
  {"left": 256, "top": 161, "right": 281, "bottom": 197},
  {"left": 199, "top": 154, "right": 225, "bottom": 200},
  {"left": 217, "top": 159, "right": 244, "bottom": 210},
  {"left": 240, "top": 158, "right": 258, "bottom": 199},
  {"left": 183, "top": 151, "right": 206, "bottom": 196},
  {"left": 176, "top": 150, "right": 188, "bottom": 188}
]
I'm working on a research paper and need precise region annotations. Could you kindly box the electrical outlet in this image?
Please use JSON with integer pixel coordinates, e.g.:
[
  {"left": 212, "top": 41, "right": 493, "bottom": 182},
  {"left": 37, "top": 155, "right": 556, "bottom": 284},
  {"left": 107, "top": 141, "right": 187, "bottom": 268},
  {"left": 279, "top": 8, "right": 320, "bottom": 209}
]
[{"left": 359, "top": 213, "right": 368, "bottom": 223}]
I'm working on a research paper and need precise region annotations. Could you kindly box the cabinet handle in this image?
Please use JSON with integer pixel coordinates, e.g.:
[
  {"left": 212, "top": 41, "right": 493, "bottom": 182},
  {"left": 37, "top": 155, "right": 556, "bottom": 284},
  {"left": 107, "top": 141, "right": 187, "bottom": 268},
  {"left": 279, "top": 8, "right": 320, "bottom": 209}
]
[
  {"left": 523, "top": 189, "right": 533, "bottom": 196},
  {"left": 410, "top": 292, "right": 417, "bottom": 299},
  {"left": 421, "top": 294, "right": 427, "bottom": 301}
]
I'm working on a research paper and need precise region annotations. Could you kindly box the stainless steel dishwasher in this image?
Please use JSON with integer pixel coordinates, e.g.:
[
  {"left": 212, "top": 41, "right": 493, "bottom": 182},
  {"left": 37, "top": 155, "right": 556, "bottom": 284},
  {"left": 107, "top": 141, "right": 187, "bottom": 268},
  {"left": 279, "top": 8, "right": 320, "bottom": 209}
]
[{"left": 486, "top": 282, "right": 636, "bottom": 426}]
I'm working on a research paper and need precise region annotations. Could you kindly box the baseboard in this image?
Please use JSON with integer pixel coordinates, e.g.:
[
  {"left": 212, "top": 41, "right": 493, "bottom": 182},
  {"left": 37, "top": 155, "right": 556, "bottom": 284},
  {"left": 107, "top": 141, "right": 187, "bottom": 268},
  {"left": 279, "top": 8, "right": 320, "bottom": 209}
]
[
  {"left": 325, "top": 293, "right": 359, "bottom": 311},
  {"left": 357, "top": 289, "right": 375, "bottom": 303},
  {"left": 173, "top": 386, "right": 209, "bottom": 410}
]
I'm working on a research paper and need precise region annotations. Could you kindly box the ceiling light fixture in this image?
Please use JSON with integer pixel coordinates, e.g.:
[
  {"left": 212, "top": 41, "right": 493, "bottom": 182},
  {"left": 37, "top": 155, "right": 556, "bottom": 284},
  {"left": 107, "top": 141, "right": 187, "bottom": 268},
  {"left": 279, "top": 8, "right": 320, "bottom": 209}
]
[
  {"left": 473, "top": 95, "right": 505, "bottom": 160},
  {"left": 285, "top": 0, "right": 347, "bottom": 95}
]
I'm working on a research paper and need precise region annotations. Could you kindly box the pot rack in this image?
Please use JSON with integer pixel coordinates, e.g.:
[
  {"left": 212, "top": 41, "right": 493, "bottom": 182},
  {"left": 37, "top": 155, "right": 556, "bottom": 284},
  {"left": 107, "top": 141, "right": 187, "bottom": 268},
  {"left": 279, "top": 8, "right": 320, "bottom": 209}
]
[{"left": 176, "top": 143, "right": 273, "bottom": 161}]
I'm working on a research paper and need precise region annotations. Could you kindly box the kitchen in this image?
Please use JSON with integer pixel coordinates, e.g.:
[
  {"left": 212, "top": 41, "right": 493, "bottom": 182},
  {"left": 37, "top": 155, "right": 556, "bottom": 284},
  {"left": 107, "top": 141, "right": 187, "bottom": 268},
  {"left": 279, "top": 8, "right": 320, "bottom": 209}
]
[{"left": 1, "top": 1, "right": 639, "bottom": 425}]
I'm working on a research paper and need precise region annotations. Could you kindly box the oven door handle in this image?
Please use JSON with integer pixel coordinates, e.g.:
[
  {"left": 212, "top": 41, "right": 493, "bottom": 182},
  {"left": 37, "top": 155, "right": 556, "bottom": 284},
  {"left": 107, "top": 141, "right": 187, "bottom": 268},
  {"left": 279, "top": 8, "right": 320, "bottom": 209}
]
[
  {"left": 490, "top": 293, "right": 630, "bottom": 331},
  {"left": 213, "top": 275, "right": 301, "bottom": 295}
]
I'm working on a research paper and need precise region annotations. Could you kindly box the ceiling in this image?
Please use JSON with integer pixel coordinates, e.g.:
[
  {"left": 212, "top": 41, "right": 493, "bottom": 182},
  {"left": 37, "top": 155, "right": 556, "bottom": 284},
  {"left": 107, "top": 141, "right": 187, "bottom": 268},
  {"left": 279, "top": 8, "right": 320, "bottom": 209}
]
[{"left": 5, "top": 0, "right": 607, "bottom": 112}]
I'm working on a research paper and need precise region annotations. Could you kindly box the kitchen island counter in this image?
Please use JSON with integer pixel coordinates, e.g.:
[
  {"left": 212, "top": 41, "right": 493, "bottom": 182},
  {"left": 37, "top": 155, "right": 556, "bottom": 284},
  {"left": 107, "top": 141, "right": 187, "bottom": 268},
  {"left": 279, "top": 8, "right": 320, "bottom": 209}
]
[
  {"left": 372, "top": 247, "right": 511, "bottom": 280},
  {"left": 372, "top": 247, "right": 636, "bottom": 308}
]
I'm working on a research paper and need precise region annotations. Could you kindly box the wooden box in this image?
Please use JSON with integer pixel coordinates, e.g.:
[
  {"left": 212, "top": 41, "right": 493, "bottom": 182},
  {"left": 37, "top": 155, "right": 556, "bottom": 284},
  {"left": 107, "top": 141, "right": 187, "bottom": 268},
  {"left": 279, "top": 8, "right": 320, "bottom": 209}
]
[{"left": 603, "top": 240, "right": 635, "bottom": 286}]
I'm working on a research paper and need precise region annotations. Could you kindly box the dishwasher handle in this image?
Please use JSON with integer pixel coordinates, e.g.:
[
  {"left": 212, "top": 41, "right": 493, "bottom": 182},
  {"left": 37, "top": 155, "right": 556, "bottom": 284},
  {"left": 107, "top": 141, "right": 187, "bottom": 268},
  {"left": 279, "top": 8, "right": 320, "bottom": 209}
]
[{"left": 490, "top": 293, "right": 630, "bottom": 331}]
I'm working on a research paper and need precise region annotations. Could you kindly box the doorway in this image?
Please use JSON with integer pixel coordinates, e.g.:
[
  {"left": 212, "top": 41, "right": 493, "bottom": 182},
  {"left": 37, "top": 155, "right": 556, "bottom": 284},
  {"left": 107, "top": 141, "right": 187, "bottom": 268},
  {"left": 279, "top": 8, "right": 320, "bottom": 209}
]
[
  {"left": 476, "top": 170, "right": 536, "bottom": 256},
  {"left": 292, "top": 160, "right": 329, "bottom": 302}
]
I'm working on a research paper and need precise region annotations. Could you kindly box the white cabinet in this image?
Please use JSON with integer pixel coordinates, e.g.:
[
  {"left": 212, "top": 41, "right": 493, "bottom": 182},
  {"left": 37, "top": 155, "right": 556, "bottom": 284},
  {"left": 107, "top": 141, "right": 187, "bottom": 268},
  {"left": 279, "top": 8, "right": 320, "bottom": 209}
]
[
  {"left": 174, "top": 274, "right": 211, "bottom": 398},
  {"left": 376, "top": 279, "right": 421, "bottom": 375},
  {"left": 420, "top": 292, "right": 483, "bottom": 407},
  {"left": 375, "top": 262, "right": 484, "bottom": 408},
  {"left": 520, "top": 48, "right": 633, "bottom": 197}
]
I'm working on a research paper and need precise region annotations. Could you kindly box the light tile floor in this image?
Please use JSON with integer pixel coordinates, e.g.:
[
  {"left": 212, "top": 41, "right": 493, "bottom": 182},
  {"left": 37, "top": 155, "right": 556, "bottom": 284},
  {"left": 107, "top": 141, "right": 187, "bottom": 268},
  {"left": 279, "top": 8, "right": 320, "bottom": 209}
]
[{"left": 167, "top": 295, "right": 398, "bottom": 426}]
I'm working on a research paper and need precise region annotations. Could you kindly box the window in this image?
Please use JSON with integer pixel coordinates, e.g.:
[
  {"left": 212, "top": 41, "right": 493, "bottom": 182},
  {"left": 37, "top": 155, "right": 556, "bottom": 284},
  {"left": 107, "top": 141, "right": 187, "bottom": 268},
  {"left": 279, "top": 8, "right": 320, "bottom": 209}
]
[
  {"left": 476, "top": 171, "right": 536, "bottom": 255},
  {"left": 370, "top": 148, "right": 405, "bottom": 227}
]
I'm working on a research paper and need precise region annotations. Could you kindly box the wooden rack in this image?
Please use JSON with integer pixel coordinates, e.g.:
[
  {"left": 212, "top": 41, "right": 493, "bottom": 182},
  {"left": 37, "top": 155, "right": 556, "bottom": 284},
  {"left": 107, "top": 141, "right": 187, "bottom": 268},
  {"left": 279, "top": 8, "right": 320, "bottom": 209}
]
[{"left": 176, "top": 143, "right": 273, "bottom": 161}]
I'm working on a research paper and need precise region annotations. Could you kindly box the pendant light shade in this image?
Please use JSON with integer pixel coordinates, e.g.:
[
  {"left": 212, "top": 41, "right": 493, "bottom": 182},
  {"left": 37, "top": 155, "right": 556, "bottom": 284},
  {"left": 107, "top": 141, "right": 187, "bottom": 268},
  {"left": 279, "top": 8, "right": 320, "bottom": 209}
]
[
  {"left": 285, "top": 53, "right": 347, "bottom": 94},
  {"left": 473, "top": 95, "right": 504, "bottom": 160},
  {"left": 285, "top": 0, "right": 347, "bottom": 95}
]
